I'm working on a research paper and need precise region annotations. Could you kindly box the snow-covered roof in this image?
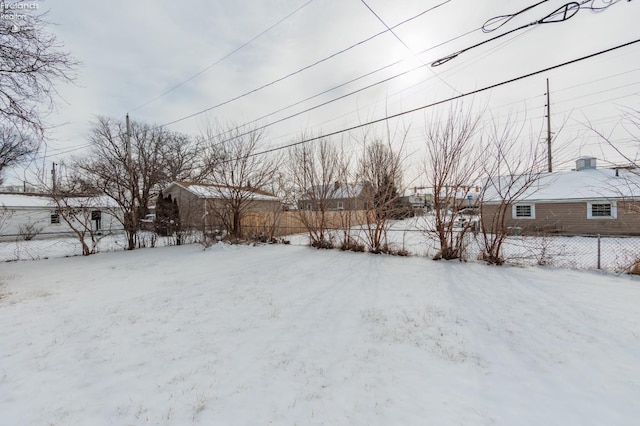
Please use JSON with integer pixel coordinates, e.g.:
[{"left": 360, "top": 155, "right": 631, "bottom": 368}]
[
  {"left": 484, "top": 167, "right": 640, "bottom": 203},
  {"left": 168, "top": 182, "right": 280, "bottom": 202},
  {"left": 0, "top": 193, "right": 119, "bottom": 209}
]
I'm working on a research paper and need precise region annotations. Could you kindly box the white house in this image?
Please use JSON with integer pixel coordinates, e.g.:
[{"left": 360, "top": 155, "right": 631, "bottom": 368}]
[{"left": 0, "top": 193, "right": 123, "bottom": 241}]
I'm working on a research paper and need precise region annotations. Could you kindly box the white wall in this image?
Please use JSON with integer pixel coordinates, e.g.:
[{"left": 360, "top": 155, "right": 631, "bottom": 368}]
[{"left": 0, "top": 207, "right": 123, "bottom": 241}]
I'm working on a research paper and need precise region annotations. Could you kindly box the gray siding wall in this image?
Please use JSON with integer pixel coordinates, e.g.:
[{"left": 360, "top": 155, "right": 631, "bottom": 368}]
[{"left": 164, "top": 186, "right": 282, "bottom": 231}]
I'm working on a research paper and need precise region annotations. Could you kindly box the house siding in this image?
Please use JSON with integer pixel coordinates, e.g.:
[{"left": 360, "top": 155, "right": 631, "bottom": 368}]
[
  {"left": 297, "top": 197, "right": 367, "bottom": 211},
  {"left": 1, "top": 206, "right": 122, "bottom": 241},
  {"left": 482, "top": 201, "right": 640, "bottom": 236}
]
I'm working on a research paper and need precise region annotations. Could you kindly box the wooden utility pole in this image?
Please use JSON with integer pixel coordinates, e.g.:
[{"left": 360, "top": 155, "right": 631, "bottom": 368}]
[
  {"left": 51, "top": 162, "right": 57, "bottom": 193},
  {"left": 126, "top": 113, "right": 136, "bottom": 249},
  {"left": 126, "top": 113, "right": 132, "bottom": 171},
  {"left": 546, "top": 78, "right": 552, "bottom": 173}
]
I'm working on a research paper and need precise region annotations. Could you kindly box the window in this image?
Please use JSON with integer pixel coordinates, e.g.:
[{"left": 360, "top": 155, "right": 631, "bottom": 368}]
[
  {"left": 337, "top": 201, "right": 344, "bottom": 210},
  {"left": 591, "top": 204, "right": 611, "bottom": 217},
  {"left": 587, "top": 201, "right": 616, "bottom": 219},
  {"left": 306, "top": 203, "right": 312, "bottom": 211},
  {"left": 50, "top": 213, "right": 60, "bottom": 224},
  {"left": 91, "top": 210, "right": 102, "bottom": 231},
  {"left": 512, "top": 204, "right": 535, "bottom": 219}
]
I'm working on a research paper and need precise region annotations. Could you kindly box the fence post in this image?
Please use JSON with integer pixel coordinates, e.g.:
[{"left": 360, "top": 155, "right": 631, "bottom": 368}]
[{"left": 597, "top": 234, "right": 601, "bottom": 270}]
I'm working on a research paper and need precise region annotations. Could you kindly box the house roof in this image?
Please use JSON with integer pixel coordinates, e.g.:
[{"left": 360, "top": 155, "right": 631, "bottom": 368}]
[
  {"left": 483, "top": 167, "right": 640, "bottom": 203},
  {"left": 0, "top": 193, "right": 118, "bottom": 209},
  {"left": 167, "top": 182, "right": 280, "bottom": 202},
  {"left": 301, "top": 182, "right": 368, "bottom": 200}
]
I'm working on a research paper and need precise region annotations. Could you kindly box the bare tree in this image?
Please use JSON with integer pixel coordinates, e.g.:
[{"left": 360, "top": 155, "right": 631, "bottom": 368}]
[
  {"left": 0, "top": 1, "right": 77, "bottom": 180},
  {"left": 288, "top": 137, "right": 342, "bottom": 248},
  {"left": 423, "top": 105, "right": 483, "bottom": 260},
  {"left": 585, "top": 106, "right": 640, "bottom": 169},
  {"left": 36, "top": 163, "right": 113, "bottom": 256},
  {"left": 479, "top": 118, "right": 547, "bottom": 265},
  {"left": 38, "top": 163, "right": 115, "bottom": 256},
  {"left": 0, "top": 1, "right": 77, "bottom": 135},
  {"left": 0, "top": 127, "right": 36, "bottom": 183},
  {"left": 201, "top": 122, "right": 279, "bottom": 239},
  {"left": 358, "top": 135, "right": 405, "bottom": 254},
  {"left": 51, "top": 195, "right": 111, "bottom": 256},
  {"left": 75, "top": 116, "right": 173, "bottom": 250},
  {"left": 162, "top": 132, "right": 203, "bottom": 183}
]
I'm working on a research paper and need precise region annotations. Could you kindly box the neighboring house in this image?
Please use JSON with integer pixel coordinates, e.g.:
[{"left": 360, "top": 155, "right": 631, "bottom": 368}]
[
  {"left": 482, "top": 157, "right": 640, "bottom": 236},
  {"left": 298, "top": 182, "right": 373, "bottom": 211},
  {"left": 402, "top": 192, "right": 433, "bottom": 211},
  {"left": 407, "top": 186, "right": 480, "bottom": 211},
  {"left": 162, "top": 182, "right": 281, "bottom": 230},
  {"left": 0, "top": 193, "right": 122, "bottom": 241}
]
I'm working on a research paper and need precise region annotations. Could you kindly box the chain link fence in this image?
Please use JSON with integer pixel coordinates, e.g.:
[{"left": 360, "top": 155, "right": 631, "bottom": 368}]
[
  {"left": 384, "top": 227, "right": 640, "bottom": 273},
  {"left": 2, "top": 222, "right": 639, "bottom": 274},
  {"left": 0, "top": 230, "right": 203, "bottom": 262}
]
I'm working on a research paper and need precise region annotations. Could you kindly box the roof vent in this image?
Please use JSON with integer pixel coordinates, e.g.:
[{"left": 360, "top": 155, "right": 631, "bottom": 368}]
[{"left": 576, "top": 157, "right": 597, "bottom": 171}]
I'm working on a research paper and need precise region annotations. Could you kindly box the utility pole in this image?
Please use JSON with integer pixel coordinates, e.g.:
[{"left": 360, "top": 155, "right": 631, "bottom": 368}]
[
  {"left": 51, "top": 162, "right": 57, "bottom": 194},
  {"left": 126, "top": 113, "right": 132, "bottom": 172},
  {"left": 126, "top": 113, "right": 136, "bottom": 248},
  {"left": 545, "top": 78, "right": 552, "bottom": 173}
]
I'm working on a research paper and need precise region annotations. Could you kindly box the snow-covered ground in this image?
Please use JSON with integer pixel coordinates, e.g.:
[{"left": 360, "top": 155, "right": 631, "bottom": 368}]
[
  {"left": 1, "top": 243, "right": 639, "bottom": 425},
  {"left": 0, "top": 231, "right": 196, "bottom": 262}
]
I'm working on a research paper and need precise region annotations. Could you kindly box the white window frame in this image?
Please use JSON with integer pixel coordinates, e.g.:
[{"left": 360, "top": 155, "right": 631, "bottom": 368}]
[
  {"left": 587, "top": 201, "right": 617, "bottom": 219},
  {"left": 50, "top": 212, "right": 60, "bottom": 224},
  {"left": 337, "top": 201, "right": 344, "bottom": 210},
  {"left": 512, "top": 203, "right": 535, "bottom": 219}
]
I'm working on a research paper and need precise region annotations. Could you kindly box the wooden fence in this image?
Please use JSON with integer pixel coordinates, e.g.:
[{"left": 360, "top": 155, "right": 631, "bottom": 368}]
[{"left": 241, "top": 210, "right": 370, "bottom": 237}]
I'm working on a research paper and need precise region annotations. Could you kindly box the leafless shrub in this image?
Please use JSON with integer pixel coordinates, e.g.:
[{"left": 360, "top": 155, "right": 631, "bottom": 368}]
[
  {"left": 339, "top": 236, "right": 365, "bottom": 252},
  {"left": 0, "top": 205, "right": 12, "bottom": 234},
  {"left": 479, "top": 116, "right": 547, "bottom": 265},
  {"left": 423, "top": 104, "right": 483, "bottom": 260},
  {"left": 628, "top": 259, "right": 640, "bottom": 275},
  {"left": 18, "top": 221, "right": 42, "bottom": 241},
  {"left": 357, "top": 126, "right": 406, "bottom": 254},
  {"left": 288, "top": 137, "right": 342, "bottom": 249}
]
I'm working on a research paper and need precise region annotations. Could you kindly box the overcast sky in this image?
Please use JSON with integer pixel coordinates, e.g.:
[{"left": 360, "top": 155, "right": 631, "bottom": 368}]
[{"left": 12, "top": 0, "right": 640, "bottom": 184}]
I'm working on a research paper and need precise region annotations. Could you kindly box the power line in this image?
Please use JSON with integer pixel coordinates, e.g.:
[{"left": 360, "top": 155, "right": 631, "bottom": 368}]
[
  {"left": 432, "top": 0, "right": 630, "bottom": 67},
  {"left": 206, "top": 64, "right": 426, "bottom": 148},
  {"left": 553, "top": 66, "right": 640, "bottom": 94},
  {"left": 156, "top": 0, "right": 453, "bottom": 129},
  {"left": 130, "top": 0, "right": 314, "bottom": 113},
  {"left": 358, "top": 0, "right": 460, "bottom": 94},
  {"left": 290, "top": 27, "right": 539, "bottom": 140},
  {"left": 204, "top": 24, "right": 485, "bottom": 146},
  {"left": 554, "top": 80, "right": 640, "bottom": 105},
  {"left": 238, "top": 37, "right": 640, "bottom": 161}
]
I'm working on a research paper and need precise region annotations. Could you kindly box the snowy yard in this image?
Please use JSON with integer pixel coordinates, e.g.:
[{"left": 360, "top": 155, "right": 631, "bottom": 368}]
[
  {"left": 1, "top": 243, "right": 639, "bottom": 425},
  {"left": 3, "top": 216, "right": 640, "bottom": 274}
]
